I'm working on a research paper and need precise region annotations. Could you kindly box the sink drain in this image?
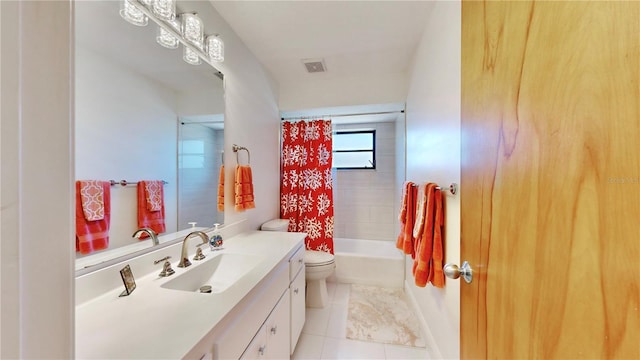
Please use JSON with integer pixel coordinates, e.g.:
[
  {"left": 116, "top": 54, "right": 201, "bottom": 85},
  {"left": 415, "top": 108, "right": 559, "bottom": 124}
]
[{"left": 199, "top": 285, "right": 212, "bottom": 293}]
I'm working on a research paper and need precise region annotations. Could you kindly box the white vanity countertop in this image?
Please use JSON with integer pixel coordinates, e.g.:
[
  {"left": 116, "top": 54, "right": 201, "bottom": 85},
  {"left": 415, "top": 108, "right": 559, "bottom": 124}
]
[{"left": 75, "top": 231, "right": 305, "bottom": 359}]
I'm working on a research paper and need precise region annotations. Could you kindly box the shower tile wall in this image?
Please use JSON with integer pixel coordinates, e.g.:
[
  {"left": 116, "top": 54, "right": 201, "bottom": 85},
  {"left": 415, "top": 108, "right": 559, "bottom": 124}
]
[
  {"left": 333, "top": 122, "right": 397, "bottom": 241},
  {"left": 178, "top": 125, "right": 224, "bottom": 230}
]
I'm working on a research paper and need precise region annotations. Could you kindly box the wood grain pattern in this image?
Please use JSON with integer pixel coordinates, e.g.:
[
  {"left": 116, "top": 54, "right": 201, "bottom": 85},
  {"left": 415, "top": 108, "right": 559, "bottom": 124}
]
[{"left": 461, "top": 1, "right": 640, "bottom": 358}]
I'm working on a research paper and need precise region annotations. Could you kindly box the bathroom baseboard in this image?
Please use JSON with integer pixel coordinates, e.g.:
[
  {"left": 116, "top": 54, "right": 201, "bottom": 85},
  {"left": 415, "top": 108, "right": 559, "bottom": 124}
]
[{"left": 404, "top": 279, "right": 443, "bottom": 359}]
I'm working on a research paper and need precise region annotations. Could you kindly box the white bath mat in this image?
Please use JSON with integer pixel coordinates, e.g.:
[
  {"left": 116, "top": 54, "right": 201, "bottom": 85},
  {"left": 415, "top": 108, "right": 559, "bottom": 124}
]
[{"left": 346, "top": 284, "right": 426, "bottom": 348}]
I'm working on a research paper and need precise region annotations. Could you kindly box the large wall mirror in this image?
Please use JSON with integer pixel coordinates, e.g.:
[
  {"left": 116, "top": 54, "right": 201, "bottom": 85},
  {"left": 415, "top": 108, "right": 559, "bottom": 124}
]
[{"left": 75, "top": 1, "right": 224, "bottom": 272}]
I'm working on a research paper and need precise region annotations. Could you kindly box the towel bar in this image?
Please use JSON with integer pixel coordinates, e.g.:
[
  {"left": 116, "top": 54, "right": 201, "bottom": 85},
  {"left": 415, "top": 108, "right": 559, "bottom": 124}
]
[
  {"left": 411, "top": 182, "right": 458, "bottom": 196},
  {"left": 109, "top": 180, "right": 168, "bottom": 187},
  {"left": 232, "top": 144, "right": 251, "bottom": 164}
]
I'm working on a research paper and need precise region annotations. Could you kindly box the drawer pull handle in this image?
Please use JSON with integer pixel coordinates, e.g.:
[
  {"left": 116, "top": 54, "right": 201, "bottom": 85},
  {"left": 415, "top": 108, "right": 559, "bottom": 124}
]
[
  {"left": 298, "top": 258, "right": 303, "bottom": 264},
  {"left": 294, "top": 288, "right": 299, "bottom": 294},
  {"left": 270, "top": 325, "right": 277, "bottom": 334},
  {"left": 258, "top": 345, "right": 266, "bottom": 356}
]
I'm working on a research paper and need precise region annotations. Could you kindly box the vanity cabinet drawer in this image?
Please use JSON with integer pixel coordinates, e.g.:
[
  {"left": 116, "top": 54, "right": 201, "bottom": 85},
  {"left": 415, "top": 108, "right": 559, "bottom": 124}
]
[{"left": 289, "top": 246, "right": 304, "bottom": 282}]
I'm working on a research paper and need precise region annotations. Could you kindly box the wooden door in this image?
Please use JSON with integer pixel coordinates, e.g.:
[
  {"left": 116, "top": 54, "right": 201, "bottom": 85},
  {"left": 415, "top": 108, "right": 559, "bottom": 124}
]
[{"left": 461, "top": 1, "right": 639, "bottom": 358}]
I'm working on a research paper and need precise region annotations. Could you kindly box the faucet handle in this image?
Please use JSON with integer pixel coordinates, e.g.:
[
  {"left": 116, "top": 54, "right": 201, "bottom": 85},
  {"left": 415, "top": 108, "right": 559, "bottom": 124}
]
[
  {"left": 193, "top": 246, "right": 206, "bottom": 261},
  {"left": 154, "top": 256, "right": 175, "bottom": 277}
]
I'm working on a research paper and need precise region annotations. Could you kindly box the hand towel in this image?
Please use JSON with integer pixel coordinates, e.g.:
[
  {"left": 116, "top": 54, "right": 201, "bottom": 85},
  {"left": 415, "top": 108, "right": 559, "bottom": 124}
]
[
  {"left": 430, "top": 188, "right": 445, "bottom": 288},
  {"left": 217, "top": 165, "right": 224, "bottom": 212},
  {"left": 413, "top": 183, "right": 437, "bottom": 287},
  {"left": 79, "top": 180, "right": 105, "bottom": 221},
  {"left": 396, "top": 181, "right": 417, "bottom": 256},
  {"left": 137, "top": 180, "right": 166, "bottom": 237},
  {"left": 412, "top": 184, "right": 427, "bottom": 247},
  {"left": 75, "top": 180, "right": 110, "bottom": 254},
  {"left": 234, "top": 165, "right": 255, "bottom": 211},
  {"left": 144, "top": 180, "right": 163, "bottom": 212}
]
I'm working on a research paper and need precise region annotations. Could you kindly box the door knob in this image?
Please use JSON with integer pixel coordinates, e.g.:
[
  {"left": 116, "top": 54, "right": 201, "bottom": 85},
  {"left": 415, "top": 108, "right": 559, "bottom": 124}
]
[{"left": 443, "top": 261, "right": 473, "bottom": 283}]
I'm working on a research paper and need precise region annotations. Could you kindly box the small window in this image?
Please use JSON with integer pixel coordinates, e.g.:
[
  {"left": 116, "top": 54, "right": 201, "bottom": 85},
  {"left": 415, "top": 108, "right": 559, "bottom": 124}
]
[{"left": 332, "top": 130, "right": 376, "bottom": 170}]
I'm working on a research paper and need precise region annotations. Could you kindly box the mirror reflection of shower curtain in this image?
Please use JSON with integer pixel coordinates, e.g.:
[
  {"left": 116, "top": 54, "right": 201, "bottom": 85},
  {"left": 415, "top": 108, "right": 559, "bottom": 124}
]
[{"left": 280, "top": 119, "right": 334, "bottom": 254}]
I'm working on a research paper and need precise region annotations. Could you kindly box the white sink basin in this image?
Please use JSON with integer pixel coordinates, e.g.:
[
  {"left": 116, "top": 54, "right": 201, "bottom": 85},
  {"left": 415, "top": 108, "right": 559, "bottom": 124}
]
[{"left": 161, "top": 253, "right": 264, "bottom": 293}]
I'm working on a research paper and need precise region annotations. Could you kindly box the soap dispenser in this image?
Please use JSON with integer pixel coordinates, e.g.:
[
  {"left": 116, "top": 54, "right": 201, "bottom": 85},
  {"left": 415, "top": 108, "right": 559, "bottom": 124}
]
[{"left": 210, "top": 223, "right": 223, "bottom": 250}]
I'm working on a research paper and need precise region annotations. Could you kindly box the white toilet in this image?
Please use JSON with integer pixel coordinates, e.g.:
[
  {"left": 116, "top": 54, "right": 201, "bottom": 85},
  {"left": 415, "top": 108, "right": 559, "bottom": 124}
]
[{"left": 261, "top": 219, "right": 335, "bottom": 308}]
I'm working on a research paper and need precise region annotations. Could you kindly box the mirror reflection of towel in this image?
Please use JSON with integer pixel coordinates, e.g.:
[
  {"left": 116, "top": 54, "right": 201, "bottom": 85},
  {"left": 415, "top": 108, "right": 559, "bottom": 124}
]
[
  {"left": 75, "top": 180, "right": 111, "bottom": 254},
  {"left": 137, "top": 181, "right": 166, "bottom": 238}
]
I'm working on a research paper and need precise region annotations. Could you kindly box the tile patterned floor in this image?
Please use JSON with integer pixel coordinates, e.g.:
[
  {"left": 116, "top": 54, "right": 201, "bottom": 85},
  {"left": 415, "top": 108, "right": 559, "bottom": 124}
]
[{"left": 292, "top": 282, "right": 432, "bottom": 360}]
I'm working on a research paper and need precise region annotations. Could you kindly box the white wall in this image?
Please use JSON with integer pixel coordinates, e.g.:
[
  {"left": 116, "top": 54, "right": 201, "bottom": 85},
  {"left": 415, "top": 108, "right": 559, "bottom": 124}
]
[
  {"left": 1, "top": 2, "right": 74, "bottom": 358},
  {"left": 404, "top": 1, "right": 461, "bottom": 358},
  {"left": 75, "top": 46, "right": 179, "bottom": 252},
  {"left": 279, "top": 72, "right": 407, "bottom": 112},
  {"left": 208, "top": 12, "right": 282, "bottom": 234},
  {"left": 333, "top": 122, "right": 397, "bottom": 241}
]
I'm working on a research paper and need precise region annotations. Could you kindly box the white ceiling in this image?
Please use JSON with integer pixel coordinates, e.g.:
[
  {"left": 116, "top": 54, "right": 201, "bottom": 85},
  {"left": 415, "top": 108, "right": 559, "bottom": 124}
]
[{"left": 211, "top": 1, "right": 434, "bottom": 121}]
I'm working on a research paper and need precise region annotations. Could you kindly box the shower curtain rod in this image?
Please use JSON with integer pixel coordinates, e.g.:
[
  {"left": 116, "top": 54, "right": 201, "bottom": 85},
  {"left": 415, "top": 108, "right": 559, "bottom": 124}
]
[{"left": 280, "top": 109, "right": 404, "bottom": 121}]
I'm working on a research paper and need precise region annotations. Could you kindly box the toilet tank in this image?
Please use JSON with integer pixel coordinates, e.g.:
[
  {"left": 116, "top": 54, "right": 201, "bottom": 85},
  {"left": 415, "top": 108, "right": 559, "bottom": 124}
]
[{"left": 260, "top": 219, "right": 290, "bottom": 232}]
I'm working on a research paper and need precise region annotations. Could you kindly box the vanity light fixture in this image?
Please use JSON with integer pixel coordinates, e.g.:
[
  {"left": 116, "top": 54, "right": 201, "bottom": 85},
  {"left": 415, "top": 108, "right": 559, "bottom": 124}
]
[{"left": 119, "top": 0, "right": 225, "bottom": 66}]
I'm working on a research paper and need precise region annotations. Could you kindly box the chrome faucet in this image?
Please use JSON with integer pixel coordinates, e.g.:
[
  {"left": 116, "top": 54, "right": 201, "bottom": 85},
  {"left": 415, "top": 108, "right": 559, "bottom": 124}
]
[
  {"left": 132, "top": 228, "right": 159, "bottom": 246},
  {"left": 177, "top": 231, "right": 209, "bottom": 268}
]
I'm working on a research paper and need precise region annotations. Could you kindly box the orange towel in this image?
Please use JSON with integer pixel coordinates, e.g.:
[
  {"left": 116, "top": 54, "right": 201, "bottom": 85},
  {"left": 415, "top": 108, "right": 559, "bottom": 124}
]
[
  {"left": 430, "top": 188, "right": 445, "bottom": 288},
  {"left": 75, "top": 180, "right": 110, "bottom": 254},
  {"left": 217, "top": 165, "right": 224, "bottom": 212},
  {"left": 396, "top": 182, "right": 417, "bottom": 256},
  {"left": 412, "top": 184, "right": 427, "bottom": 242},
  {"left": 413, "top": 183, "right": 437, "bottom": 287},
  {"left": 234, "top": 165, "right": 255, "bottom": 211},
  {"left": 137, "top": 180, "right": 166, "bottom": 237}
]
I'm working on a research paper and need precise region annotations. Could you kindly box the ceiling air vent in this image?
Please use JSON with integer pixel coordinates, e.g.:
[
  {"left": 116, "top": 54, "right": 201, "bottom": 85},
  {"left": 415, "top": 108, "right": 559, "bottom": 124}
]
[{"left": 302, "top": 58, "right": 327, "bottom": 73}]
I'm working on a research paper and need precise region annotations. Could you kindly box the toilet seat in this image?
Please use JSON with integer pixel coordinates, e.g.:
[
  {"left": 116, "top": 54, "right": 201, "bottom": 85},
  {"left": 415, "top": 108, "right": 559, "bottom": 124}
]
[{"left": 305, "top": 250, "right": 335, "bottom": 267}]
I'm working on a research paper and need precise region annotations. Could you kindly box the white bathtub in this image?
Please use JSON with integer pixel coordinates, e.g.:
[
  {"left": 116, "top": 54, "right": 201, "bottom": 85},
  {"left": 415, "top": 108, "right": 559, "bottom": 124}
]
[{"left": 327, "top": 238, "right": 405, "bottom": 288}]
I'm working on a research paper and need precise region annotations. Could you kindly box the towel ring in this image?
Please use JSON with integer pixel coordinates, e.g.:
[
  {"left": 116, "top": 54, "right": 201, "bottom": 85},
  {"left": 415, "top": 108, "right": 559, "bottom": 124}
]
[{"left": 232, "top": 144, "right": 251, "bottom": 165}]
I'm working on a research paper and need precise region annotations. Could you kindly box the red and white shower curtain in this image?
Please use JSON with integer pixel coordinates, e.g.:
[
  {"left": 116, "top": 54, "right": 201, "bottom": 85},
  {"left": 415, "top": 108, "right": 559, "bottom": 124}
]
[{"left": 280, "top": 120, "right": 334, "bottom": 254}]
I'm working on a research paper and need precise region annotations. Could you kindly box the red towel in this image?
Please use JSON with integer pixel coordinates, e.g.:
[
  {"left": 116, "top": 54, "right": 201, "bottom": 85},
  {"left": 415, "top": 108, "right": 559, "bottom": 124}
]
[
  {"left": 396, "top": 182, "right": 417, "bottom": 256},
  {"left": 234, "top": 165, "right": 255, "bottom": 211},
  {"left": 413, "top": 183, "right": 438, "bottom": 287},
  {"left": 217, "top": 165, "right": 224, "bottom": 212},
  {"left": 75, "top": 180, "right": 110, "bottom": 254},
  {"left": 137, "top": 180, "right": 166, "bottom": 237}
]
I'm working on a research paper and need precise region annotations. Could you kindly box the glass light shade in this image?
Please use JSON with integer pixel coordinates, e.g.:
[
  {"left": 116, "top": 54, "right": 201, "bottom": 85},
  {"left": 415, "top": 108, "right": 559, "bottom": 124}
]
[
  {"left": 119, "top": 0, "right": 148, "bottom": 27},
  {"left": 181, "top": 13, "right": 204, "bottom": 49},
  {"left": 139, "top": 0, "right": 153, "bottom": 6},
  {"left": 206, "top": 35, "right": 224, "bottom": 62},
  {"left": 152, "top": 0, "right": 176, "bottom": 21},
  {"left": 156, "top": 26, "right": 179, "bottom": 49},
  {"left": 183, "top": 46, "right": 201, "bottom": 65}
]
